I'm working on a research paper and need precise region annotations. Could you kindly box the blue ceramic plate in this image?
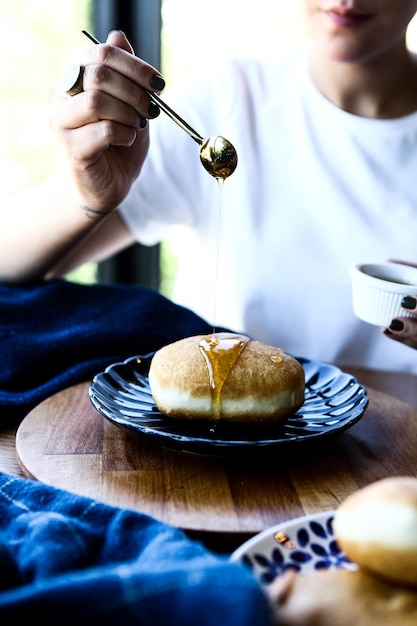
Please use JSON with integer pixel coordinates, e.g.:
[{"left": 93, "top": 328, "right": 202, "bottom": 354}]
[
  {"left": 88, "top": 353, "right": 368, "bottom": 456},
  {"left": 230, "top": 511, "right": 356, "bottom": 585}
]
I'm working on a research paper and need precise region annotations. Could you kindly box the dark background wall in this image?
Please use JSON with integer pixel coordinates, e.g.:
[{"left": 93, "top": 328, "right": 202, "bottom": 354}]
[{"left": 92, "top": 0, "right": 162, "bottom": 288}]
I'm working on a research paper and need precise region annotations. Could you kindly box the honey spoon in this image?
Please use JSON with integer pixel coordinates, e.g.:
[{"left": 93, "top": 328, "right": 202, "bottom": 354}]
[{"left": 82, "top": 30, "right": 238, "bottom": 179}]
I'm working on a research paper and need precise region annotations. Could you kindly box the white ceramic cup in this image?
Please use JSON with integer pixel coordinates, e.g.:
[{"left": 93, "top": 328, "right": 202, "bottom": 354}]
[{"left": 348, "top": 263, "right": 417, "bottom": 326}]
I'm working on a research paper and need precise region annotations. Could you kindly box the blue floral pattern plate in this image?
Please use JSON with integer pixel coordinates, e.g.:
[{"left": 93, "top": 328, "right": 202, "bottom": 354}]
[
  {"left": 230, "top": 511, "right": 356, "bottom": 585},
  {"left": 89, "top": 354, "right": 368, "bottom": 457}
]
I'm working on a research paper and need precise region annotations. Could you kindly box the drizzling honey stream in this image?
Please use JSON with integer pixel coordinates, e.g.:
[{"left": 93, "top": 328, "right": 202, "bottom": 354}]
[{"left": 198, "top": 167, "right": 243, "bottom": 421}]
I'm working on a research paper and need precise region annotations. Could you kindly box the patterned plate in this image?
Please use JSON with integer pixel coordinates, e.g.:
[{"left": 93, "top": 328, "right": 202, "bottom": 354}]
[
  {"left": 89, "top": 353, "right": 368, "bottom": 456},
  {"left": 230, "top": 511, "right": 356, "bottom": 585}
]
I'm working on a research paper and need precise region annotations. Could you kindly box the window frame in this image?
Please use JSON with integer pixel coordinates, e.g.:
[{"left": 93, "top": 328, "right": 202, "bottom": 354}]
[{"left": 93, "top": 0, "right": 162, "bottom": 288}]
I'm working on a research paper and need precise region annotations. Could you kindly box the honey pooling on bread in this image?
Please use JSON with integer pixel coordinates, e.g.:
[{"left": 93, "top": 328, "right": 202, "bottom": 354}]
[
  {"left": 333, "top": 476, "right": 417, "bottom": 587},
  {"left": 199, "top": 333, "right": 250, "bottom": 419},
  {"left": 148, "top": 332, "right": 305, "bottom": 423}
]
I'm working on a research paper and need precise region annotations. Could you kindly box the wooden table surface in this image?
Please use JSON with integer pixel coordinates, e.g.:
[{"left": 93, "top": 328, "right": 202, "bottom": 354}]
[{"left": 1, "top": 366, "right": 416, "bottom": 551}]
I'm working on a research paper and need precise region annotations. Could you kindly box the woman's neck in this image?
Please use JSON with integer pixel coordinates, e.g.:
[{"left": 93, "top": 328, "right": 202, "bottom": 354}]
[{"left": 309, "top": 46, "right": 417, "bottom": 119}]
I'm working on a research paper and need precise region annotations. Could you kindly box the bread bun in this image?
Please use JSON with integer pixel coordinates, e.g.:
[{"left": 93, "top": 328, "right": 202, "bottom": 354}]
[
  {"left": 268, "top": 568, "right": 417, "bottom": 625},
  {"left": 148, "top": 332, "right": 305, "bottom": 423},
  {"left": 333, "top": 477, "right": 417, "bottom": 586}
]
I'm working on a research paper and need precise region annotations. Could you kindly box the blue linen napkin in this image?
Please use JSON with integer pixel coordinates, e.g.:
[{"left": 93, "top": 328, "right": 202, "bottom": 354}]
[
  {"left": 0, "top": 279, "right": 223, "bottom": 421},
  {"left": 0, "top": 472, "right": 272, "bottom": 625}
]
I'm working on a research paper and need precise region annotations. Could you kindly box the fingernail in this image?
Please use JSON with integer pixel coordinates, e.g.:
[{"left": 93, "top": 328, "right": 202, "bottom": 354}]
[
  {"left": 148, "top": 101, "right": 160, "bottom": 118},
  {"left": 139, "top": 117, "right": 148, "bottom": 129},
  {"left": 389, "top": 319, "right": 404, "bottom": 331},
  {"left": 401, "top": 296, "right": 416, "bottom": 310},
  {"left": 150, "top": 75, "right": 165, "bottom": 91}
]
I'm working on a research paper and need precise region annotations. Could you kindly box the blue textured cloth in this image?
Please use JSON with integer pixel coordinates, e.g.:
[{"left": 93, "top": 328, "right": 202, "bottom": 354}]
[
  {"left": 0, "top": 279, "right": 221, "bottom": 422},
  {"left": 0, "top": 472, "right": 271, "bottom": 624}
]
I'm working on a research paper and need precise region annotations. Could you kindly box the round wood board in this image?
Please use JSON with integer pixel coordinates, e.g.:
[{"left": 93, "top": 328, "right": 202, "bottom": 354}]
[{"left": 16, "top": 380, "right": 417, "bottom": 541}]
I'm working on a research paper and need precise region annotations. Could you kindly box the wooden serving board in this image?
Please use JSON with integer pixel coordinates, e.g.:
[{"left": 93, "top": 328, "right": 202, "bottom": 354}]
[{"left": 15, "top": 377, "right": 417, "bottom": 547}]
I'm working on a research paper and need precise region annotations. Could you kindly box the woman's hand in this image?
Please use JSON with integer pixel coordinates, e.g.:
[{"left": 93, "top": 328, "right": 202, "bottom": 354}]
[
  {"left": 383, "top": 261, "right": 417, "bottom": 350},
  {"left": 383, "top": 296, "right": 417, "bottom": 350},
  {"left": 48, "top": 30, "right": 164, "bottom": 213}
]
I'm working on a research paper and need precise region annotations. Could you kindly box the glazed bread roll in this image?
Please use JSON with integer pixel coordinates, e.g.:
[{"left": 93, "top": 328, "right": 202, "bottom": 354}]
[
  {"left": 333, "top": 476, "right": 417, "bottom": 586},
  {"left": 268, "top": 568, "right": 417, "bottom": 626},
  {"left": 148, "top": 332, "right": 305, "bottom": 422}
]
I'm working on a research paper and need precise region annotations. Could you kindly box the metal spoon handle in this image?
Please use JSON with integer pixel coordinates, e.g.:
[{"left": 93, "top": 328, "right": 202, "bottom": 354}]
[
  {"left": 82, "top": 30, "right": 204, "bottom": 145},
  {"left": 145, "top": 90, "right": 203, "bottom": 145}
]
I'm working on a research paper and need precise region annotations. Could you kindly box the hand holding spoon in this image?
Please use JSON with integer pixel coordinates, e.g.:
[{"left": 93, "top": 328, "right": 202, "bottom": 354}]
[{"left": 82, "top": 30, "right": 238, "bottom": 179}]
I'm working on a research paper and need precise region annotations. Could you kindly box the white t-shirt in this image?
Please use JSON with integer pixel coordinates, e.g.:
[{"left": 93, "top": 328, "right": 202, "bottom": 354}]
[{"left": 120, "top": 48, "right": 417, "bottom": 373}]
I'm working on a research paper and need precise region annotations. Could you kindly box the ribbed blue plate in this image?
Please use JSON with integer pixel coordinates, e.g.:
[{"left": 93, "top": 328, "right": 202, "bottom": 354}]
[{"left": 89, "top": 354, "right": 368, "bottom": 456}]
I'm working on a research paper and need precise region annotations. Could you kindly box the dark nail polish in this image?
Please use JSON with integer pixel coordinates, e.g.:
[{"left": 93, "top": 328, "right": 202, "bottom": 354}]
[
  {"left": 139, "top": 117, "right": 148, "bottom": 129},
  {"left": 150, "top": 75, "right": 165, "bottom": 91},
  {"left": 148, "top": 101, "right": 160, "bottom": 118},
  {"left": 389, "top": 319, "right": 404, "bottom": 331},
  {"left": 401, "top": 296, "right": 416, "bottom": 310}
]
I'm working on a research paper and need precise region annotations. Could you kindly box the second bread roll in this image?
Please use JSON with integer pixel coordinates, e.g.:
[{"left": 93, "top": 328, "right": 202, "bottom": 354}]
[{"left": 333, "top": 476, "right": 417, "bottom": 587}]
